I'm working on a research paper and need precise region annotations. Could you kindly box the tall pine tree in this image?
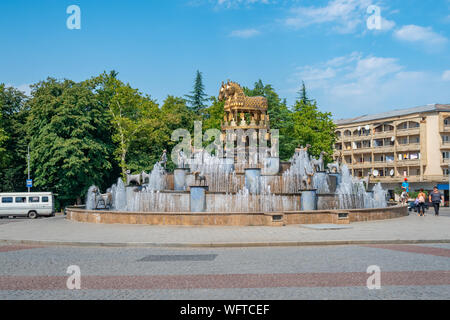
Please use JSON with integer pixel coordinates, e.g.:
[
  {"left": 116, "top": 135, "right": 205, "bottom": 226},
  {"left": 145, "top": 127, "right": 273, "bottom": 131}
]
[{"left": 185, "top": 70, "right": 208, "bottom": 114}]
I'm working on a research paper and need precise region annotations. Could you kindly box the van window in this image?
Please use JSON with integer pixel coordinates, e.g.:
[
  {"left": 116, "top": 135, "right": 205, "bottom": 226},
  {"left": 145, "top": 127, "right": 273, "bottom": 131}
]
[
  {"left": 15, "top": 197, "right": 27, "bottom": 203},
  {"left": 1, "top": 197, "right": 13, "bottom": 203},
  {"left": 42, "top": 196, "right": 49, "bottom": 203},
  {"left": 29, "top": 197, "right": 40, "bottom": 203}
]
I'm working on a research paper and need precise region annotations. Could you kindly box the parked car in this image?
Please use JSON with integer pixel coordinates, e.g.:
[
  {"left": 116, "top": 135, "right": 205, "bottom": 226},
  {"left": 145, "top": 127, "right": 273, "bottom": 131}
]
[
  {"left": 0, "top": 192, "right": 55, "bottom": 219},
  {"left": 408, "top": 200, "right": 430, "bottom": 212}
]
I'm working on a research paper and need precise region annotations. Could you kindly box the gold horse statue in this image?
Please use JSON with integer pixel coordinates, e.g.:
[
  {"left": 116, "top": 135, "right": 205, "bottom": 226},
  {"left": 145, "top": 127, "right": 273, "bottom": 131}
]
[{"left": 219, "top": 81, "right": 268, "bottom": 113}]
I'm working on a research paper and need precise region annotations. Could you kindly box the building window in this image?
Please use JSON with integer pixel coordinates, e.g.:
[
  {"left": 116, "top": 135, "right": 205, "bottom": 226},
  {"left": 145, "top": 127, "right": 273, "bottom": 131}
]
[{"left": 410, "top": 136, "right": 420, "bottom": 144}]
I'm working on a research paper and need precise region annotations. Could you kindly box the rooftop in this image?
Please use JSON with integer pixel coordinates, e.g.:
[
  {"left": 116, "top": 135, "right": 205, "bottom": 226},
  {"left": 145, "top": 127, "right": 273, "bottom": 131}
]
[{"left": 335, "top": 104, "right": 450, "bottom": 126}]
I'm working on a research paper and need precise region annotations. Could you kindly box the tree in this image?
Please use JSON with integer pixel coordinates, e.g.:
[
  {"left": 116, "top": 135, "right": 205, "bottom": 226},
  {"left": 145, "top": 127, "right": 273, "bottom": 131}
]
[
  {"left": 292, "top": 90, "right": 336, "bottom": 163},
  {"left": 202, "top": 96, "right": 224, "bottom": 132},
  {"left": 297, "top": 81, "right": 313, "bottom": 105},
  {"left": 27, "top": 78, "right": 115, "bottom": 207},
  {"left": 0, "top": 84, "right": 29, "bottom": 192},
  {"left": 244, "top": 80, "right": 296, "bottom": 160},
  {"left": 87, "top": 71, "right": 164, "bottom": 175},
  {"left": 185, "top": 70, "right": 208, "bottom": 114}
]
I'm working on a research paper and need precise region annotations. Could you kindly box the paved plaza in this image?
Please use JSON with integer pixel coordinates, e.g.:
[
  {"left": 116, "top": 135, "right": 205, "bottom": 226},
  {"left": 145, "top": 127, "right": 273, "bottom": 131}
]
[
  {"left": 0, "top": 209, "right": 449, "bottom": 299},
  {"left": 0, "top": 208, "right": 449, "bottom": 247},
  {"left": 0, "top": 243, "right": 449, "bottom": 299}
]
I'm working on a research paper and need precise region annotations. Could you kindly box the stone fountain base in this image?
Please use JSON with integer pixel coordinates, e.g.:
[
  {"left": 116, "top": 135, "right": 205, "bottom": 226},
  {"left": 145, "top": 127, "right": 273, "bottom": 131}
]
[{"left": 66, "top": 205, "right": 407, "bottom": 227}]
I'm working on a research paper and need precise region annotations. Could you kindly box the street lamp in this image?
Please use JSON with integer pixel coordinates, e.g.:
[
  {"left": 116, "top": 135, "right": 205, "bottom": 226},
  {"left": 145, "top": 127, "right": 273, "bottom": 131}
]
[{"left": 27, "top": 144, "right": 30, "bottom": 193}]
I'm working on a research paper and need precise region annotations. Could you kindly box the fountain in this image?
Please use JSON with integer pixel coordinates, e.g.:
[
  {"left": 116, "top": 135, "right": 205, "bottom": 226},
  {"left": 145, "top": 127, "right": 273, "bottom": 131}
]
[{"left": 70, "top": 80, "right": 404, "bottom": 227}]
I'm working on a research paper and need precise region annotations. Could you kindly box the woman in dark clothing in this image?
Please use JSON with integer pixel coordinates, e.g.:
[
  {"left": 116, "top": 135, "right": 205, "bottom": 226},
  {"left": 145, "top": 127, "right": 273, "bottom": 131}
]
[
  {"left": 429, "top": 187, "right": 444, "bottom": 216},
  {"left": 417, "top": 189, "right": 427, "bottom": 217}
]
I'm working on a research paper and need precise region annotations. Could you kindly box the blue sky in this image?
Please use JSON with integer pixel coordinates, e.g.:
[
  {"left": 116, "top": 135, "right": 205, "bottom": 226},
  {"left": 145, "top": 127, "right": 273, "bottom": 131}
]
[{"left": 0, "top": 0, "right": 449, "bottom": 119}]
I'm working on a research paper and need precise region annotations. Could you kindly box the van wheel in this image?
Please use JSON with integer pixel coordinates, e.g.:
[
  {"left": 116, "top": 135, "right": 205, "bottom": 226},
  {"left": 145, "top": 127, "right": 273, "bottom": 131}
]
[{"left": 28, "top": 211, "right": 38, "bottom": 219}]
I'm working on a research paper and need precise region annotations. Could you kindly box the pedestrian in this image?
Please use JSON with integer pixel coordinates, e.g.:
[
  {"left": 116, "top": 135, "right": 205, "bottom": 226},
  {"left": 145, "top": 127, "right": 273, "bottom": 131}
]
[
  {"left": 429, "top": 186, "right": 444, "bottom": 216},
  {"left": 414, "top": 197, "right": 420, "bottom": 213},
  {"left": 402, "top": 178, "right": 410, "bottom": 193},
  {"left": 417, "top": 189, "right": 427, "bottom": 217},
  {"left": 400, "top": 190, "right": 408, "bottom": 205}
]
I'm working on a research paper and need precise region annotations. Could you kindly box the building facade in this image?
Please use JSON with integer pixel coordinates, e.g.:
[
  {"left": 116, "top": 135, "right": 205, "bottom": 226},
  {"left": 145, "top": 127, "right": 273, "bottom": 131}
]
[{"left": 333, "top": 104, "right": 450, "bottom": 199}]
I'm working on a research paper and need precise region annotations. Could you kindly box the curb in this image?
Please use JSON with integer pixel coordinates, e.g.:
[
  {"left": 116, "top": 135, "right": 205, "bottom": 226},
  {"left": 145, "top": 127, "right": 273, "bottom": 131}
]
[{"left": 1, "top": 239, "right": 450, "bottom": 248}]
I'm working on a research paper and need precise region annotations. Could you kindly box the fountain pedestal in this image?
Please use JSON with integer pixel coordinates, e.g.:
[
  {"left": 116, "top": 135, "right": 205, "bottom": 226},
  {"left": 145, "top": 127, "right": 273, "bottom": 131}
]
[
  {"left": 174, "top": 168, "right": 189, "bottom": 191},
  {"left": 313, "top": 171, "right": 329, "bottom": 193},
  {"left": 300, "top": 189, "right": 318, "bottom": 211},
  {"left": 190, "top": 186, "right": 209, "bottom": 212},
  {"left": 245, "top": 168, "right": 261, "bottom": 195},
  {"left": 263, "top": 157, "right": 280, "bottom": 175},
  {"left": 328, "top": 173, "right": 342, "bottom": 193}
]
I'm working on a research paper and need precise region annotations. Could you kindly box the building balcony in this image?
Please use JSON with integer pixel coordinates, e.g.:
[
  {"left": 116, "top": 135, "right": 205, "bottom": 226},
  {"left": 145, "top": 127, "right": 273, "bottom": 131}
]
[
  {"left": 352, "top": 147, "right": 372, "bottom": 154},
  {"left": 397, "top": 159, "right": 420, "bottom": 166},
  {"left": 396, "top": 128, "right": 420, "bottom": 136},
  {"left": 342, "top": 149, "right": 353, "bottom": 155},
  {"left": 373, "top": 131, "right": 395, "bottom": 138},
  {"left": 351, "top": 162, "right": 373, "bottom": 169},
  {"left": 372, "top": 146, "right": 395, "bottom": 153},
  {"left": 350, "top": 135, "right": 372, "bottom": 141},
  {"left": 440, "top": 125, "right": 450, "bottom": 133},
  {"left": 371, "top": 176, "right": 422, "bottom": 183},
  {"left": 373, "top": 161, "right": 396, "bottom": 167},
  {"left": 396, "top": 143, "right": 421, "bottom": 152},
  {"left": 441, "top": 142, "right": 450, "bottom": 149}
]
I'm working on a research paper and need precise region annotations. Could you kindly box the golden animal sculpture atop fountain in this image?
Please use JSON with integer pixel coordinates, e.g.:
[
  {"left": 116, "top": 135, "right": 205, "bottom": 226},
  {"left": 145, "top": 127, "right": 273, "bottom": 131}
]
[{"left": 219, "top": 81, "right": 270, "bottom": 131}]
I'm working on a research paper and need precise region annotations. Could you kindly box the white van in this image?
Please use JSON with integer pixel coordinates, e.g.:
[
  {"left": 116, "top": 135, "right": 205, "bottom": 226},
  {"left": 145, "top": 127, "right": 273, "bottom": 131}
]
[{"left": 0, "top": 192, "right": 55, "bottom": 219}]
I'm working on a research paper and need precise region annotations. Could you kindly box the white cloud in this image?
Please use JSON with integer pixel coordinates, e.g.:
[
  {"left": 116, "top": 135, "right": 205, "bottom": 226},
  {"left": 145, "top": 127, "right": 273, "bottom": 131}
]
[
  {"left": 289, "top": 53, "right": 450, "bottom": 118},
  {"left": 284, "top": 0, "right": 373, "bottom": 34},
  {"left": 443, "top": 70, "right": 450, "bottom": 81},
  {"left": 394, "top": 25, "right": 448, "bottom": 48},
  {"left": 229, "top": 28, "right": 261, "bottom": 38},
  {"left": 379, "top": 16, "right": 395, "bottom": 31}
]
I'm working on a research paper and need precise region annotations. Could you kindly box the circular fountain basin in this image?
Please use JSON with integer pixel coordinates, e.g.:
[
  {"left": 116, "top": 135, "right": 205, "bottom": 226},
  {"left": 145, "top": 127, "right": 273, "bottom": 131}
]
[{"left": 66, "top": 205, "right": 408, "bottom": 227}]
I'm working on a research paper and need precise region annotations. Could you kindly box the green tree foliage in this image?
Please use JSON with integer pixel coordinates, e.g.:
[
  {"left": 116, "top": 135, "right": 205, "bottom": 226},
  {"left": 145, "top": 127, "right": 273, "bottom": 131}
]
[
  {"left": 87, "top": 72, "right": 163, "bottom": 175},
  {"left": 27, "top": 78, "right": 115, "bottom": 206},
  {"left": 202, "top": 96, "right": 225, "bottom": 131},
  {"left": 1, "top": 72, "right": 338, "bottom": 207},
  {"left": 185, "top": 70, "right": 208, "bottom": 114},
  {"left": 292, "top": 89, "right": 336, "bottom": 163},
  {"left": 244, "top": 80, "right": 296, "bottom": 160},
  {"left": 0, "top": 84, "right": 29, "bottom": 192},
  {"left": 298, "top": 81, "right": 313, "bottom": 105}
]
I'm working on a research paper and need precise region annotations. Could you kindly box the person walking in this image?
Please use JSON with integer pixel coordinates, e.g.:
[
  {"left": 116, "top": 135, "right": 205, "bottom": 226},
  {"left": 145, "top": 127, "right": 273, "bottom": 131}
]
[
  {"left": 429, "top": 186, "right": 444, "bottom": 216},
  {"left": 400, "top": 190, "right": 408, "bottom": 205},
  {"left": 417, "top": 189, "right": 427, "bottom": 217},
  {"left": 401, "top": 178, "right": 410, "bottom": 204}
]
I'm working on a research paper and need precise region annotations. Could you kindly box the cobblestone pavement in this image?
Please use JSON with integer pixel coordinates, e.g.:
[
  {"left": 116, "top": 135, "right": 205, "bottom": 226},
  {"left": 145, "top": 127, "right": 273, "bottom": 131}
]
[
  {"left": 0, "top": 211, "right": 449, "bottom": 246},
  {"left": 0, "top": 244, "right": 449, "bottom": 299}
]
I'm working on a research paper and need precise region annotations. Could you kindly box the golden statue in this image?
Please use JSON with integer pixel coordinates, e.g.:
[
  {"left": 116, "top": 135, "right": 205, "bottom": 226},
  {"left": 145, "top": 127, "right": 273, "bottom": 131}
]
[{"left": 219, "top": 81, "right": 269, "bottom": 131}]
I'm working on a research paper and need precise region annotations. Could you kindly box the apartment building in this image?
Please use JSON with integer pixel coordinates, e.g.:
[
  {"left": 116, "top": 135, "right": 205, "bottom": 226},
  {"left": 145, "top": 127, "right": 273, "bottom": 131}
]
[{"left": 333, "top": 104, "right": 450, "bottom": 199}]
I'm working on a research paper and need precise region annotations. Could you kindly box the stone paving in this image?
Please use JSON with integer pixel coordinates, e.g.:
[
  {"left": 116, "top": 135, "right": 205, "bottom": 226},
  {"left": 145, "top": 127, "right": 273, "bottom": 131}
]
[
  {"left": 0, "top": 209, "right": 449, "bottom": 247},
  {"left": 0, "top": 244, "right": 449, "bottom": 299}
]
